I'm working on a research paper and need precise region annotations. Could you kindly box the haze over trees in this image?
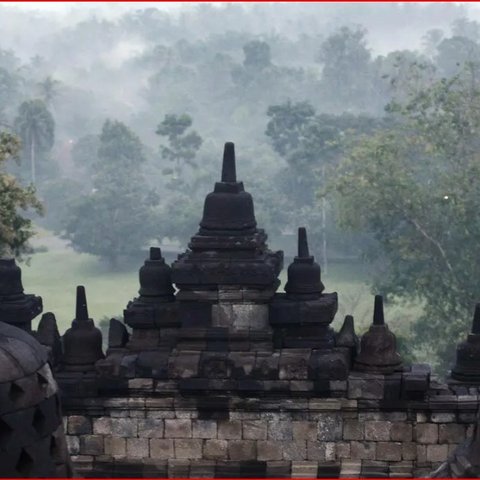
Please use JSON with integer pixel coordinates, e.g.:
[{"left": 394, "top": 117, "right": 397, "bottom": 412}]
[{"left": 1, "top": 2, "right": 480, "bottom": 365}]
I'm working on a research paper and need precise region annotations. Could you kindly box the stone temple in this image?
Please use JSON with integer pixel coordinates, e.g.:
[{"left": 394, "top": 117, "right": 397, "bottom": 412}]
[{"left": 1, "top": 142, "right": 480, "bottom": 477}]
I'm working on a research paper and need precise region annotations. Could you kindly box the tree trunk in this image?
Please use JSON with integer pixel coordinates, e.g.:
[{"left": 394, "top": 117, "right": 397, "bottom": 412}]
[{"left": 30, "top": 135, "right": 36, "bottom": 185}]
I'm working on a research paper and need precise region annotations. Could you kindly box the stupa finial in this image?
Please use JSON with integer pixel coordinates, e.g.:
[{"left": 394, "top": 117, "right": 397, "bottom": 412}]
[
  {"left": 472, "top": 304, "right": 480, "bottom": 335},
  {"left": 298, "top": 227, "right": 309, "bottom": 258},
  {"left": 373, "top": 295, "right": 385, "bottom": 326},
  {"left": 75, "top": 286, "right": 89, "bottom": 322},
  {"left": 221, "top": 142, "right": 236, "bottom": 182}
]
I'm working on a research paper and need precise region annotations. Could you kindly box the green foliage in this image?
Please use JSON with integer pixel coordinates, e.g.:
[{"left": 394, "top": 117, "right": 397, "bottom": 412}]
[
  {"left": 63, "top": 120, "right": 158, "bottom": 267},
  {"left": 71, "top": 134, "right": 100, "bottom": 172},
  {"left": 156, "top": 113, "right": 202, "bottom": 176},
  {"left": 0, "top": 131, "right": 42, "bottom": 257},
  {"left": 335, "top": 69, "right": 480, "bottom": 370},
  {"left": 13, "top": 99, "right": 55, "bottom": 184}
]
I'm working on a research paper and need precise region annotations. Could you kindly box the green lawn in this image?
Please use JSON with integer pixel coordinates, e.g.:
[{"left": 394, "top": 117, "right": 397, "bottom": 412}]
[{"left": 21, "top": 244, "right": 422, "bottom": 340}]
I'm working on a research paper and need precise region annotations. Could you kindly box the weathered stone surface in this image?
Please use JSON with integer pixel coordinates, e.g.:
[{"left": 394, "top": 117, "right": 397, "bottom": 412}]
[
  {"left": 193, "top": 420, "right": 217, "bottom": 439},
  {"left": 316, "top": 413, "right": 342, "bottom": 441},
  {"left": 336, "top": 442, "right": 351, "bottom": 459},
  {"left": 438, "top": 423, "right": 466, "bottom": 444},
  {"left": 293, "top": 421, "right": 317, "bottom": 441},
  {"left": 150, "top": 439, "right": 174, "bottom": 459},
  {"left": 104, "top": 437, "right": 126, "bottom": 457},
  {"left": 243, "top": 420, "right": 267, "bottom": 440},
  {"left": 203, "top": 439, "right": 228, "bottom": 459},
  {"left": 66, "top": 435, "right": 80, "bottom": 455},
  {"left": 111, "top": 418, "right": 138, "bottom": 437},
  {"left": 127, "top": 438, "right": 149, "bottom": 458},
  {"left": 348, "top": 376, "right": 384, "bottom": 399},
  {"left": 257, "top": 441, "right": 283, "bottom": 461},
  {"left": 343, "top": 420, "right": 363, "bottom": 440},
  {"left": 291, "top": 461, "right": 319, "bottom": 478},
  {"left": 165, "top": 419, "right": 192, "bottom": 438},
  {"left": 364, "top": 420, "right": 391, "bottom": 441},
  {"left": 391, "top": 422, "right": 412, "bottom": 442},
  {"left": 228, "top": 440, "right": 256, "bottom": 460},
  {"left": 350, "top": 441, "right": 376, "bottom": 460},
  {"left": 283, "top": 441, "right": 307, "bottom": 461},
  {"left": 376, "top": 442, "right": 401, "bottom": 461},
  {"left": 426, "top": 444, "right": 448, "bottom": 462},
  {"left": 431, "top": 412, "right": 456, "bottom": 423},
  {"left": 93, "top": 417, "right": 112, "bottom": 435},
  {"left": 80, "top": 434, "right": 104, "bottom": 455},
  {"left": 175, "top": 439, "right": 203, "bottom": 459},
  {"left": 68, "top": 415, "right": 92, "bottom": 435},
  {"left": 138, "top": 418, "right": 164, "bottom": 438},
  {"left": 415, "top": 424, "right": 438, "bottom": 444},
  {"left": 306, "top": 441, "right": 326, "bottom": 461},
  {"left": 218, "top": 420, "right": 242, "bottom": 439},
  {"left": 268, "top": 417, "right": 293, "bottom": 440}
]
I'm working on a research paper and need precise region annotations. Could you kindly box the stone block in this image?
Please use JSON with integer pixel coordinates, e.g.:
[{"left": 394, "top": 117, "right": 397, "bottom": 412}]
[
  {"left": 343, "top": 420, "right": 363, "bottom": 440},
  {"left": 174, "top": 439, "right": 203, "bottom": 459},
  {"left": 243, "top": 420, "right": 267, "bottom": 440},
  {"left": 127, "top": 438, "right": 149, "bottom": 458},
  {"left": 415, "top": 424, "right": 438, "bottom": 444},
  {"left": 266, "top": 460, "right": 292, "bottom": 478},
  {"left": 212, "top": 304, "right": 234, "bottom": 328},
  {"left": 317, "top": 413, "right": 342, "bottom": 441},
  {"left": 257, "top": 441, "right": 283, "bottom": 461},
  {"left": 336, "top": 442, "right": 350, "bottom": 459},
  {"left": 68, "top": 415, "right": 92, "bottom": 435},
  {"left": 306, "top": 441, "right": 326, "bottom": 461},
  {"left": 293, "top": 421, "right": 317, "bottom": 441},
  {"left": 391, "top": 422, "right": 412, "bottom": 442},
  {"left": 376, "top": 442, "right": 402, "bottom": 461},
  {"left": 193, "top": 419, "right": 217, "bottom": 439},
  {"left": 324, "top": 442, "right": 336, "bottom": 461},
  {"left": 165, "top": 419, "right": 192, "bottom": 438},
  {"left": 427, "top": 444, "right": 448, "bottom": 462},
  {"left": 364, "top": 421, "right": 391, "bottom": 441},
  {"left": 350, "top": 441, "right": 376, "bottom": 460},
  {"left": 279, "top": 351, "right": 309, "bottom": 380},
  {"left": 439, "top": 424, "right": 466, "bottom": 444},
  {"left": 150, "top": 439, "right": 174, "bottom": 459},
  {"left": 168, "top": 459, "right": 190, "bottom": 478},
  {"left": 232, "top": 304, "right": 269, "bottom": 330},
  {"left": 80, "top": 435, "right": 104, "bottom": 455},
  {"left": 291, "top": 461, "right": 319, "bottom": 478},
  {"left": 203, "top": 439, "right": 228, "bottom": 460},
  {"left": 218, "top": 420, "right": 242, "bottom": 439},
  {"left": 416, "top": 444, "right": 427, "bottom": 463},
  {"left": 138, "top": 419, "right": 164, "bottom": 438},
  {"left": 93, "top": 417, "right": 112, "bottom": 435},
  {"left": 228, "top": 440, "right": 256, "bottom": 460},
  {"left": 402, "top": 443, "right": 416, "bottom": 461},
  {"left": 66, "top": 435, "right": 80, "bottom": 455},
  {"left": 104, "top": 437, "right": 126, "bottom": 457},
  {"left": 283, "top": 441, "right": 307, "bottom": 461},
  {"left": 348, "top": 376, "right": 384, "bottom": 399},
  {"left": 340, "top": 460, "right": 361, "bottom": 477},
  {"left": 431, "top": 412, "right": 456, "bottom": 423},
  {"left": 268, "top": 418, "right": 293, "bottom": 441},
  {"left": 111, "top": 418, "right": 138, "bottom": 437}
]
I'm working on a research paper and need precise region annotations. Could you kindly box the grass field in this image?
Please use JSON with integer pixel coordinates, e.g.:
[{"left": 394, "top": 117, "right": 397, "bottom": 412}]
[{"left": 21, "top": 239, "right": 422, "bottom": 339}]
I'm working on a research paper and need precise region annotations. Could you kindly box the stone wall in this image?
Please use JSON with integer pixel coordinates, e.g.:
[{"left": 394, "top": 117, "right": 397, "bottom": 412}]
[{"left": 61, "top": 372, "right": 479, "bottom": 478}]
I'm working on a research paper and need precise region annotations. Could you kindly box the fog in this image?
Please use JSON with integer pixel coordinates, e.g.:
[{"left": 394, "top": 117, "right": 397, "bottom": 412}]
[{"left": 2, "top": 2, "right": 480, "bottom": 369}]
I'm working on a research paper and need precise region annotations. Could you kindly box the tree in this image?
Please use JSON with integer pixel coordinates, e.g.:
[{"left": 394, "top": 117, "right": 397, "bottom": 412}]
[
  {"left": 14, "top": 99, "right": 55, "bottom": 185},
  {"left": 243, "top": 40, "right": 271, "bottom": 70},
  {"left": 0, "top": 130, "right": 42, "bottom": 257},
  {"left": 71, "top": 134, "right": 100, "bottom": 173},
  {"left": 63, "top": 120, "right": 159, "bottom": 267},
  {"left": 37, "top": 76, "right": 61, "bottom": 107},
  {"left": 156, "top": 113, "right": 202, "bottom": 178},
  {"left": 334, "top": 69, "right": 480, "bottom": 370},
  {"left": 316, "top": 26, "right": 373, "bottom": 111}
]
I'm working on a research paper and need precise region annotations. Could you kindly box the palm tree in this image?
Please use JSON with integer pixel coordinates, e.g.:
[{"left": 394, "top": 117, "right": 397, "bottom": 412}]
[
  {"left": 14, "top": 99, "right": 54, "bottom": 185},
  {"left": 37, "top": 76, "right": 61, "bottom": 108}
]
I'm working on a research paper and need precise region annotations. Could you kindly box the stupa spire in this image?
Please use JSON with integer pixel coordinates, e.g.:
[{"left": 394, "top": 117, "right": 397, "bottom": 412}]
[
  {"left": 373, "top": 295, "right": 385, "bottom": 326},
  {"left": 298, "top": 227, "right": 310, "bottom": 258},
  {"left": 221, "top": 142, "right": 236, "bottom": 183},
  {"left": 75, "top": 286, "right": 89, "bottom": 322}
]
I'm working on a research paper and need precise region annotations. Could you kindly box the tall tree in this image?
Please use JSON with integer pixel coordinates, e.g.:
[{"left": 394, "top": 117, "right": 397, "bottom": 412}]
[
  {"left": 334, "top": 68, "right": 480, "bottom": 370},
  {"left": 0, "top": 130, "right": 42, "bottom": 257},
  {"left": 14, "top": 99, "right": 55, "bottom": 185},
  {"left": 63, "top": 120, "right": 158, "bottom": 268},
  {"left": 156, "top": 113, "right": 202, "bottom": 178}
]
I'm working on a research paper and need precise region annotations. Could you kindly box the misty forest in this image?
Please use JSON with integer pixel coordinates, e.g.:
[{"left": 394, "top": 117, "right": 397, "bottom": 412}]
[{"left": 1, "top": 2, "right": 480, "bottom": 373}]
